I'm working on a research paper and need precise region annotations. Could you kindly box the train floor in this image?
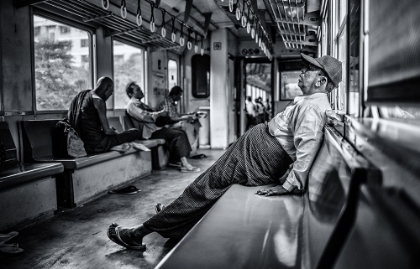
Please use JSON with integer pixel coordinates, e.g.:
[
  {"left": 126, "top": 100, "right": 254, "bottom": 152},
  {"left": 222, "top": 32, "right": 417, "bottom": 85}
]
[{"left": 2, "top": 149, "right": 225, "bottom": 269}]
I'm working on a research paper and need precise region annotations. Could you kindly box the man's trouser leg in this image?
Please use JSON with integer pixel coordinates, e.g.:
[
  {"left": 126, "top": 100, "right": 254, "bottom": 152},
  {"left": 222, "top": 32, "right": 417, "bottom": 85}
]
[
  {"left": 100, "top": 129, "right": 141, "bottom": 152},
  {"left": 151, "top": 127, "right": 191, "bottom": 161}
]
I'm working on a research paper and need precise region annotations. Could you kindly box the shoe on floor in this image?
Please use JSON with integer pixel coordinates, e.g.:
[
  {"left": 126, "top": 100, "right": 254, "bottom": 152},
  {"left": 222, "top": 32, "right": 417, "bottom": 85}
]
[
  {"left": 0, "top": 231, "right": 19, "bottom": 244},
  {"left": 108, "top": 185, "right": 140, "bottom": 195},
  {"left": 0, "top": 243, "right": 24, "bottom": 254}
]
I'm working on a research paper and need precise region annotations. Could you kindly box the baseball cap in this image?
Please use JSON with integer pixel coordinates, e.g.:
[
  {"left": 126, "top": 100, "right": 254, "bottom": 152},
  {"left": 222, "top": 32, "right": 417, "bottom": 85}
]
[{"left": 301, "top": 53, "right": 342, "bottom": 87}]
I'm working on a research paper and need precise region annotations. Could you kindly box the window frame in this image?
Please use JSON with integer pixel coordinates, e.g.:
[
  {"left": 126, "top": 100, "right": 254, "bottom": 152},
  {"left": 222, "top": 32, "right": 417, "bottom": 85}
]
[
  {"left": 112, "top": 37, "right": 147, "bottom": 109},
  {"left": 31, "top": 8, "right": 95, "bottom": 114}
]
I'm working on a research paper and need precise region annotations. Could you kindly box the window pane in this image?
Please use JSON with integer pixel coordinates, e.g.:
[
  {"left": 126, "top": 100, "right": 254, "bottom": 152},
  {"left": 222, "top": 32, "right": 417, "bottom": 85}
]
[
  {"left": 337, "top": 23, "right": 347, "bottom": 111},
  {"left": 348, "top": 0, "right": 361, "bottom": 116},
  {"left": 168, "top": 59, "right": 178, "bottom": 90},
  {"left": 34, "top": 15, "right": 91, "bottom": 111},
  {"left": 113, "top": 41, "right": 144, "bottom": 109}
]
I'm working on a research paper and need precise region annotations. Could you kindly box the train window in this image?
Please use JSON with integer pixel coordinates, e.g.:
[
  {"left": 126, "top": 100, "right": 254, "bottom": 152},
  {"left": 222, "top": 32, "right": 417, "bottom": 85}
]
[
  {"left": 33, "top": 15, "right": 92, "bottom": 111},
  {"left": 334, "top": 0, "right": 348, "bottom": 112},
  {"left": 191, "top": 55, "right": 210, "bottom": 98},
  {"left": 168, "top": 60, "right": 178, "bottom": 89},
  {"left": 348, "top": 0, "right": 361, "bottom": 117},
  {"left": 113, "top": 40, "right": 145, "bottom": 108}
]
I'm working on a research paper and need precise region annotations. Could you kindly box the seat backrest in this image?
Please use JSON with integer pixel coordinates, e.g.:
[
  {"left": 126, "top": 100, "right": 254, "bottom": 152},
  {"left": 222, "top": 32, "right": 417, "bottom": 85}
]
[
  {"left": 21, "top": 120, "right": 60, "bottom": 161},
  {"left": 122, "top": 111, "right": 135, "bottom": 130},
  {"left": 306, "top": 126, "right": 380, "bottom": 268},
  {"left": 0, "top": 121, "right": 19, "bottom": 168},
  {"left": 107, "top": 116, "right": 124, "bottom": 133}
]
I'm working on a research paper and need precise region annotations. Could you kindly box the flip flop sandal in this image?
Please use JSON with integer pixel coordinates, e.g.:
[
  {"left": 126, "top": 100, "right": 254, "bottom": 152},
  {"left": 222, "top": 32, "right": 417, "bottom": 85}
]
[
  {"left": 180, "top": 166, "right": 201, "bottom": 173},
  {"left": 108, "top": 186, "right": 140, "bottom": 195},
  {"left": 0, "top": 243, "right": 24, "bottom": 254},
  {"left": 107, "top": 223, "right": 146, "bottom": 251},
  {"left": 155, "top": 203, "right": 166, "bottom": 214},
  {"left": 190, "top": 154, "right": 207, "bottom": 159},
  {"left": 0, "top": 231, "right": 19, "bottom": 244}
]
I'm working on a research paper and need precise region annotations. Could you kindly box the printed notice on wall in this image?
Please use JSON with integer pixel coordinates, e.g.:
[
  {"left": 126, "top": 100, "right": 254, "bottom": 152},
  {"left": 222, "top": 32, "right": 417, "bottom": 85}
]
[{"left": 152, "top": 72, "right": 166, "bottom": 96}]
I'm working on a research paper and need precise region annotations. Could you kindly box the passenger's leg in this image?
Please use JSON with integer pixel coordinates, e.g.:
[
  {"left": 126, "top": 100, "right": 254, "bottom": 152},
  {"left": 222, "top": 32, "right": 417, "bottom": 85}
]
[
  {"left": 145, "top": 124, "right": 291, "bottom": 239},
  {"left": 151, "top": 128, "right": 198, "bottom": 170},
  {"left": 100, "top": 128, "right": 141, "bottom": 152},
  {"left": 180, "top": 122, "right": 200, "bottom": 155},
  {"left": 110, "top": 124, "right": 291, "bottom": 246}
]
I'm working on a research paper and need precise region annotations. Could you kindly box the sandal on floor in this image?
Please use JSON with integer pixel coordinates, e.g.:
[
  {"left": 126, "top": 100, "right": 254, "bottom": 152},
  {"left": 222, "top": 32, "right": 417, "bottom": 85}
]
[
  {"left": 180, "top": 166, "right": 201, "bottom": 173},
  {"left": 0, "top": 231, "right": 19, "bottom": 244},
  {"left": 155, "top": 203, "right": 166, "bottom": 214},
  {"left": 0, "top": 243, "right": 24, "bottom": 254},
  {"left": 108, "top": 185, "right": 140, "bottom": 195},
  {"left": 107, "top": 223, "right": 146, "bottom": 251},
  {"left": 190, "top": 154, "right": 207, "bottom": 159}
]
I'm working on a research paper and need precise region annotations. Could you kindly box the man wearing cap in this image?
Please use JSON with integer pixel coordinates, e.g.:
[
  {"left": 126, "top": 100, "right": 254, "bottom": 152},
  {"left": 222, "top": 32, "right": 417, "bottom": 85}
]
[
  {"left": 256, "top": 53, "right": 341, "bottom": 196},
  {"left": 107, "top": 54, "right": 342, "bottom": 248}
]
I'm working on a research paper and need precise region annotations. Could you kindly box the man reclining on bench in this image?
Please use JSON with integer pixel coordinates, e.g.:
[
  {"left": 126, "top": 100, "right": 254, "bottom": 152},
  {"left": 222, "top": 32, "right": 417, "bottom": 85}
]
[
  {"left": 107, "top": 53, "right": 342, "bottom": 250},
  {"left": 68, "top": 76, "right": 141, "bottom": 154},
  {"left": 125, "top": 82, "right": 200, "bottom": 173}
]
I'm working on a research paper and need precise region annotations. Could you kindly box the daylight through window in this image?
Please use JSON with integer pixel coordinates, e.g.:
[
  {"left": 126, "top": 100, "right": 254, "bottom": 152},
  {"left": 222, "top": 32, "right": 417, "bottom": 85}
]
[{"left": 34, "top": 15, "right": 92, "bottom": 111}]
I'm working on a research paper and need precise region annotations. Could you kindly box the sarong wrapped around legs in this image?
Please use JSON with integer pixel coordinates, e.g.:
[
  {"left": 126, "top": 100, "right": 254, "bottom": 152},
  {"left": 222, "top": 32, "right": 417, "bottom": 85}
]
[{"left": 143, "top": 123, "right": 293, "bottom": 240}]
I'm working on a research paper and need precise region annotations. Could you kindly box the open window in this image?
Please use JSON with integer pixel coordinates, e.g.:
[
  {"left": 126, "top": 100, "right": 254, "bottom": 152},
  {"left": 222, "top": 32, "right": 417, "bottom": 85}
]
[{"left": 33, "top": 15, "right": 92, "bottom": 111}]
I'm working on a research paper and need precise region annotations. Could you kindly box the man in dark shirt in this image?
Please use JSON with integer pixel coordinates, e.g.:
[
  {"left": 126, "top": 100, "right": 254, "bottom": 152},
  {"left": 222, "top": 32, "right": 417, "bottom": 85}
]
[{"left": 68, "top": 77, "right": 141, "bottom": 153}]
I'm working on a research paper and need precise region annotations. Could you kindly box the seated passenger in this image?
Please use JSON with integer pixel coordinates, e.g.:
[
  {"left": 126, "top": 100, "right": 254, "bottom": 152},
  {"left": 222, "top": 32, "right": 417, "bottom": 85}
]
[
  {"left": 107, "top": 53, "right": 342, "bottom": 250},
  {"left": 158, "top": 86, "right": 201, "bottom": 155},
  {"left": 68, "top": 77, "right": 141, "bottom": 153},
  {"left": 125, "top": 82, "right": 200, "bottom": 172}
]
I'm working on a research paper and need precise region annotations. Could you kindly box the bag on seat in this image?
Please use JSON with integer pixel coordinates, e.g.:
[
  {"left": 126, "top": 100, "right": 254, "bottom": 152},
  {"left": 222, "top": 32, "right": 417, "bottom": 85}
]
[{"left": 55, "top": 120, "right": 87, "bottom": 158}]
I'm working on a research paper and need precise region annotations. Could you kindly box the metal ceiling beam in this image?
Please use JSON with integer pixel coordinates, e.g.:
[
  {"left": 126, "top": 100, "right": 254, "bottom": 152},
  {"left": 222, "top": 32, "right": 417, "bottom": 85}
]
[{"left": 14, "top": 0, "right": 49, "bottom": 8}]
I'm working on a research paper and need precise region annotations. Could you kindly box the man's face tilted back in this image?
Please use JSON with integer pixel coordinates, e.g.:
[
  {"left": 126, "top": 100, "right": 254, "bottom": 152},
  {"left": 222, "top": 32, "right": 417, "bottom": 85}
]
[{"left": 298, "top": 65, "right": 324, "bottom": 95}]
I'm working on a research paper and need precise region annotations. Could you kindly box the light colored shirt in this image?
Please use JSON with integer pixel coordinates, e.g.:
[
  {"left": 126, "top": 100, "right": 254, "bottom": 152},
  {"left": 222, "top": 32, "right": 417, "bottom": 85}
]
[
  {"left": 245, "top": 100, "right": 257, "bottom": 117},
  {"left": 268, "top": 93, "right": 331, "bottom": 192},
  {"left": 127, "top": 97, "right": 161, "bottom": 133}
]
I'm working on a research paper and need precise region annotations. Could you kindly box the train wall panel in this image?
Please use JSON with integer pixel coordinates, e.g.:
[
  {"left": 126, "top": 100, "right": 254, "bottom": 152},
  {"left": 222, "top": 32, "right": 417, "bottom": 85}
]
[
  {"left": 71, "top": 150, "right": 152, "bottom": 206},
  {"left": 0, "top": 0, "right": 33, "bottom": 112},
  {"left": 0, "top": 176, "right": 57, "bottom": 230}
]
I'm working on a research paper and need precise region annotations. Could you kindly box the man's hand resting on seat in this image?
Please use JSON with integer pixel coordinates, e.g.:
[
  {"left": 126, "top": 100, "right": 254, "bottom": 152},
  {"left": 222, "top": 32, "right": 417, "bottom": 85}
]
[{"left": 256, "top": 185, "right": 304, "bottom": 196}]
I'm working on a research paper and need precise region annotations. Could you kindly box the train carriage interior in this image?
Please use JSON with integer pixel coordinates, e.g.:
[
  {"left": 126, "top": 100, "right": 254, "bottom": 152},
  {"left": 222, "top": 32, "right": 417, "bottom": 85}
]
[{"left": 1, "top": 0, "right": 420, "bottom": 268}]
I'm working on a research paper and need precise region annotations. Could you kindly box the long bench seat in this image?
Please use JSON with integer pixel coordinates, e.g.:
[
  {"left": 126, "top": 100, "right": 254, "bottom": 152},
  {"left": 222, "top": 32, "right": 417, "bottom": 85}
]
[
  {"left": 21, "top": 119, "right": 156, "bottom": 208},
  {"left": 156, "top": 125, "right": 381, "bottom": 269},
  {"left": 0, "top": 121, "right": 64, "bottom": 230}
]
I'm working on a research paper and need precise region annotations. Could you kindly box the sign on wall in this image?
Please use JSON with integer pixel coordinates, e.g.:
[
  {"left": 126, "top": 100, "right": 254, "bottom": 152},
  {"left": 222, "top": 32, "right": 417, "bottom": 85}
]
[{"left": 213, "top": 42, "right": 222, "bottom": 50}]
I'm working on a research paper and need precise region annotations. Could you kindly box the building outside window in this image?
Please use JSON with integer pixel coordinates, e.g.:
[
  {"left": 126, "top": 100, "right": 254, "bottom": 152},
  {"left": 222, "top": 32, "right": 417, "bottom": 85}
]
[
  {"left": 113, "top": 40, "right": 145, "bottom": 108},
  {"left": 33, "top": 15, "right": 92, "bottom": 111}
]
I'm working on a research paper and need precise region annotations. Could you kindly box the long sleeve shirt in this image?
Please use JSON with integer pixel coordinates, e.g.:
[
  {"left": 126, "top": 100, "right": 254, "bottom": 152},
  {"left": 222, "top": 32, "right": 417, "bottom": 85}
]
[
  {"left": 127, "top": 97, "right": 162, "bottom": 133},
  {"left": 267, "top": 93, "right": 331, "bottom": 192}
]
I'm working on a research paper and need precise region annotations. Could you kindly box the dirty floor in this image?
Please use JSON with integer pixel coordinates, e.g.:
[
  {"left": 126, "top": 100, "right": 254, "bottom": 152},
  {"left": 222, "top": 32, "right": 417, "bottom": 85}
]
[{"left": 2, "top": 149, "right": 224, "bottom": 269}]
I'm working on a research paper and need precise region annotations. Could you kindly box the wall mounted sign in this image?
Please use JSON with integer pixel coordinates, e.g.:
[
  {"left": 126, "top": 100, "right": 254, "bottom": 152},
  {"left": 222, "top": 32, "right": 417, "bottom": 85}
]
[{"left": 213, "top": 42, "right": 221, "bottom": 50}]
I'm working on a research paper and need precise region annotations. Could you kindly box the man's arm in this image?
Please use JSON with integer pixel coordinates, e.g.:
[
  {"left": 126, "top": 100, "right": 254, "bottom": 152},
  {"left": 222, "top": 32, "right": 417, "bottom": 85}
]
[
  {"left": 257, "top": 107, "right": 325, "bottom": 196},
  {"left": 160, "top": 100, "right": 192, "bottom": 122},
  {"left": 127, "top": 101, "right": 165, "bottom": 123},
  {"left": 92, "top": 97, "right": 117, "bottom": 135}
]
